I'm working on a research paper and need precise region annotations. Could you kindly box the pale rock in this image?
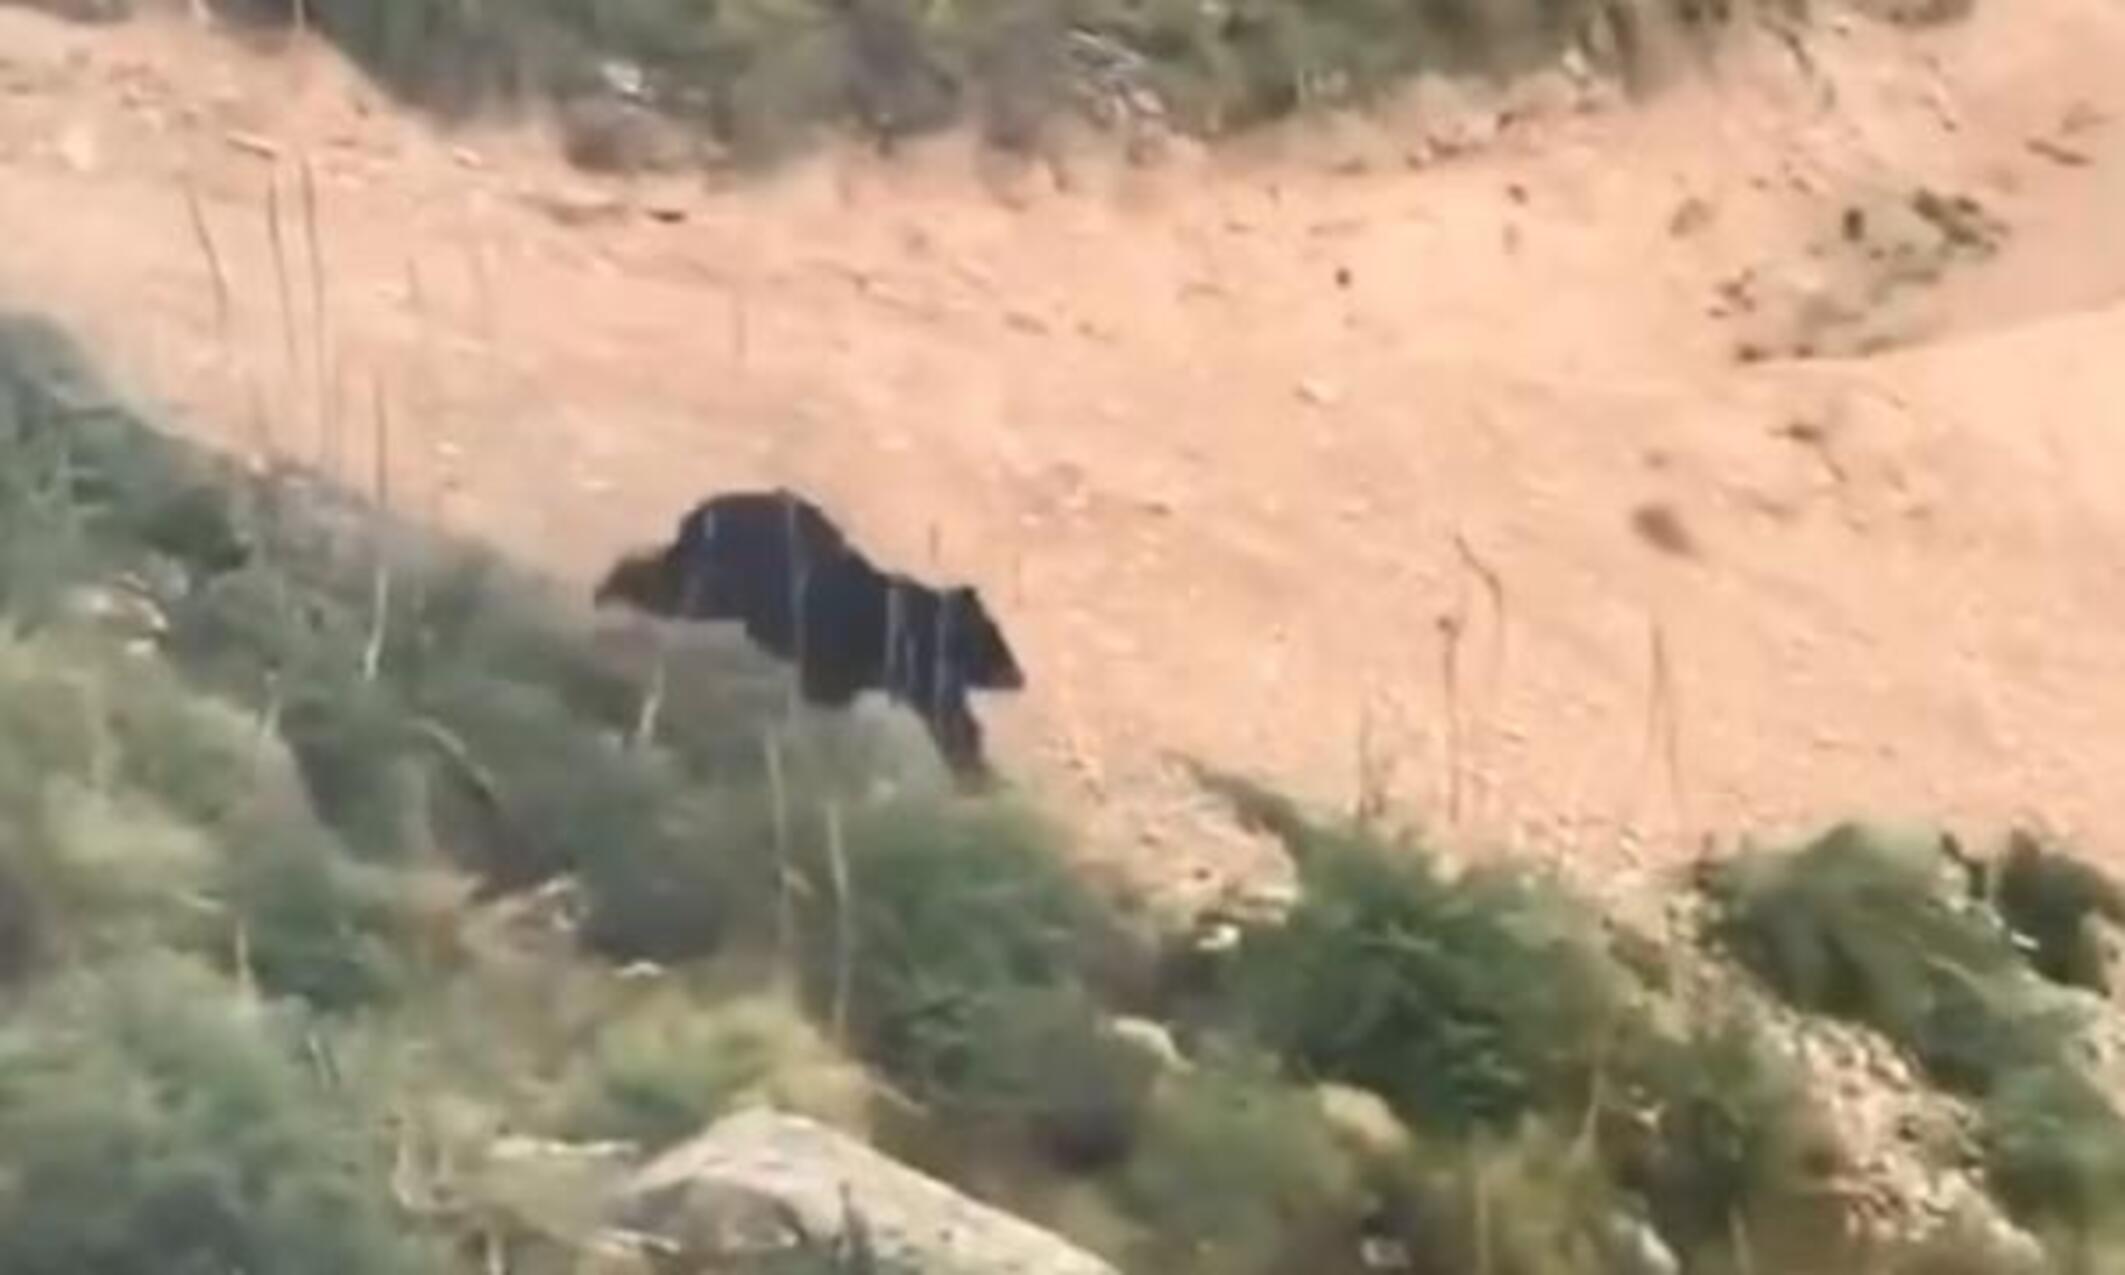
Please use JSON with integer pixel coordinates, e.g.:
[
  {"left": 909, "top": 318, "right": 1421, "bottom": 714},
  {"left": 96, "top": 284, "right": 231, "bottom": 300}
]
[
  {"left": 1314, "top": 1082, "right": 1411, "bottom": 1159},
  {"left": 56, "top": 120, "right": 97, "bottom": 173},
  {"left": 529, "top": 183, "right": 627, "bottom": 228},
  {"left": 610, "top": 1108, "right": 1121, "bottom": 1275},
  {"left": 1108, "top": 1016, "right": 1189, "bottom": 1073}
]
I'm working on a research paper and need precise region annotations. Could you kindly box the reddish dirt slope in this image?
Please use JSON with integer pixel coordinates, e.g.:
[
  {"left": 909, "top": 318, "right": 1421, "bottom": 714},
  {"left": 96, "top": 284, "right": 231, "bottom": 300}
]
[{"left": 4, "top": 2, "right": 2125, "bottom": 909}]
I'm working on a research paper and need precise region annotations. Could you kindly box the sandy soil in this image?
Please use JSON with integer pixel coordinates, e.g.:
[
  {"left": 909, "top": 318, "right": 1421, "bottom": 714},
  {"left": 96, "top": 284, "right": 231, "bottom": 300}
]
[{"left": 3, "top": 0, "right": 2124, "bottom": 910}]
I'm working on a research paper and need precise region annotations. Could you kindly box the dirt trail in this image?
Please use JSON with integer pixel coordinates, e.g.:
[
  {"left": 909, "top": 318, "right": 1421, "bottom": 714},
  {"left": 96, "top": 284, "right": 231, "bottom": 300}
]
[{"left": 4, "top": 1, "right": 2125, "bottom": 908}]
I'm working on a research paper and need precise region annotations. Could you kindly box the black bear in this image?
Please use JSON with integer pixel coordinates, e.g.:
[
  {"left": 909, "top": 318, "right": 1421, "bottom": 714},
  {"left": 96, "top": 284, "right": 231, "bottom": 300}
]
[{"left": 594, "top": 489, "right": 1024, "bottom": 782}]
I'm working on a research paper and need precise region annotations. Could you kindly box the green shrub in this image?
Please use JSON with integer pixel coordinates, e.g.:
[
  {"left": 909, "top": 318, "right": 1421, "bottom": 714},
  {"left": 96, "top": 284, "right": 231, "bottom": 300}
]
[
  {"left": 796, "top": 794, "right": 1157, "bottom": 1169},
  {"left": 1116, "top": 1058, "right": 1368, "bottom": 1274},
  {"left": 1708, "top": 822, "right": 2125, "bottom": 1260},
  {"left": 1705, "top": 821, "right": 2073, "bottom": 1092},
  {"left": 1616, "top": 1016, "right": 1852, "bottom": 1267},
  {"left": 0, "top": 956, "right": 436, "bottom": 1275},
  {"left": 1190, "top": 773, "right": 1875, "bottom": 1271},
  {"left": 0, "top": 626, "right": 412, "bottom": 1008},
  {"left": 558, "top": 989, "right": 858, "bottom": 1150},
  {"left": 214, "top": 803, "right": 415, "bottom": 1011},
  {"left": 1992, "top": 829, "right": 2125, "bottom": 995},
  {"left": 1980, "top": 1063, "right": 2125, "bottom": 1244},
  {"left": 206, "top": 0, "right": 1810, "bottom": 169},
  {"left": 949, "top": 986, "right": 1158, "bottom": 1171},
  {"left": 811, "top": 796, "right": 1106, "bottom": 1082},
  {"left": 1372, "top": 1120, "right": 1633, "bottom": 1275},
  {"left": 1198, "top": 772, "right": 1634, "bottom": 1136},
  {"left": 0, "top": 311, "right": 247, "bottom": 567}
]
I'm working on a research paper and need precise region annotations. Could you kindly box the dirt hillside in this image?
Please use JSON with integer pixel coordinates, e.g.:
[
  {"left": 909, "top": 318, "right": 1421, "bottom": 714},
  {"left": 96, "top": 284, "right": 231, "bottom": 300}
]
[{"left": 3, "top": 0, "right": 2124, "bottom": 910}]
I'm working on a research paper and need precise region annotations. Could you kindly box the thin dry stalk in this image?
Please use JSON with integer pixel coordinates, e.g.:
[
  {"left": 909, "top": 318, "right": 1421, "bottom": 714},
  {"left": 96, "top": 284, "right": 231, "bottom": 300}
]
[
  {"left": 404, "top": 257, "right": 434, "bottom": 412},
  {"left": 299, "top": 155, "right": 331, "bottom": 459},
  {"left": 75, "top": 673, "right": 113, "bottom": 794},
  {"left": 233, "top": 919, "right": 257, "bottom": 1003},
  {"left": 1629, "top": 616, "right": 1689, "bottom": 853},
  {"left": 1574, "top": 1020, "right": 1613, "bottom": 1161},
  {"left": 244, "top": 371, "right": 274, "bottom": 470},
  {"left": 303, "top": 1028, "right": 339, "bottom": 1090},
  {"left": 825, "top": 799, "right": 854, "bottom": 1048},
  {"left": 631, "top": 639, "right": 668, "bottom": 749},
  {"left": 1472, "top": 1159, "right": 1493, "bottom": 1275},
  {"left": 252, "top": 668, "right": 284, "bottom": 777},
  {"left": 1438, "top": 612, "right": 1466, "bottom": 829},
  {"left": 1654, "top": 620, "right": 1688, "bottom": 842},
  {"left": 466, "top": 234, "right": 497, "bottom": 349},
  {"left": 763, "top": 729, "right": 797, "bottom": 985},
  {"left": 399, "top": 259, "right": 437, "bottom": 437},
  {"left": 464, "top": 230, "right": 502, "bottom": 447},
  {"left": 265, "top": 171, "right": 300, "bottom": 416},
  {"left": 1452, "top": 531, "right": 1508, "bottom": 828},
  {"left": 1354, "top": 697, "right": 1395, "bottom": 827},
  {"left": 324, "top": 356, "right": 348, "bottom": 477},
  {"left": 1729, "top": 1205, "right": 1757, "bottom": 1275},
  {"left": 361, "top": 381, "right": 394, "bottom": 683},
  {"left": 181, "top": 172, "right": 232, "bottom": 342}
]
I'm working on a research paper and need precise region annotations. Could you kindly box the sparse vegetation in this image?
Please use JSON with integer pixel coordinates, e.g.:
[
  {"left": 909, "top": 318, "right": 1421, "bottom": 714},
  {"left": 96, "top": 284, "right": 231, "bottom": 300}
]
[
  {"left": 1708, "top": 821, "right": 2125, "bottom": 1261},
  {"left": 194, "top": 0, "right": 1847, "bottom": 168},
  {"left": 1992, "top": 828, "right": 2125, "bottom": 996},
  {"left": 0, "top": 305, "right": 2117, "bottom": 1275},
  {"left": 0, "top": 954, "right": 433, "bottom": 1275}
]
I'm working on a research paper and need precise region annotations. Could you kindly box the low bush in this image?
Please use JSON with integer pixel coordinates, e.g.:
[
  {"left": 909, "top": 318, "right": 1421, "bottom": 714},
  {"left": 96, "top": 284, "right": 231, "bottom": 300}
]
[
  {"left": 1980, "top": 1063, "right": 2125, "bottom": 1250},
  {"left": 557, "top": 988, "right": 866, "bottom": 1150},
  {"left": 1192, "top": 769, "right": 1641, "bottom": 1135},
  {"left": 799, "top": 793, "right": 1158, "bottom": 1169},
  {"left": 1708, "top": 821, "right": 2125, "bottom": 1257},
  {"left": 1705, "top": 821, "right": 2074, "bottom": 1091},
  {"left": 1613, "top": 1014, "right": 1853, "bottom": 1270},
  {"left": 0, "top": 955, "right": 434, "bottom": 1275},
  {"left": 203, "top": 0, "right": 1825, "bottom": 168},
  {"left": 1992, "top": 828, "right": 2125, "bottom": 995},
  {"left": 1115, "top": 1056, "right": 1369, "bottom": 1274},
  {"left": 1184, "top": 770, "right": 1858, "bottom": 1272},
  {"left": 0, "top": 624, "right": 414, "bottom": 1008}
]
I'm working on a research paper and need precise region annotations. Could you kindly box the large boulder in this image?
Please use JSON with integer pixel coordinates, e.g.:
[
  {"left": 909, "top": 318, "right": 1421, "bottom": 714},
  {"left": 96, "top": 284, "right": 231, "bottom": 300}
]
[{"left": 608, "top": 1107, "right": 1120, "bottom": 1275}]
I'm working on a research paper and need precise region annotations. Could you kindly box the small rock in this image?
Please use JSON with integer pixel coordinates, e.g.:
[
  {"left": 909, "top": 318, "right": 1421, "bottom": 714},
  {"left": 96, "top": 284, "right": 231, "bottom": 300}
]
[
  {"left": 530, "top": 184, "right": 626, "bottom": 228},
  {"left": 1408, "top": 73, "right": 1501, "bottom": 158},
  {"left": 1669, "top": 196, "right": 1715, "bottom": 238},
  {"left": 643, "top": 198, "right": 689, "bottom": 224},
  {"left": 1108, "top": 1017, "right": 1189, "bottom": 1072},
  {"left": 1630, "top": 502, "right": 1699, "bottom": 557},
  {"left": 55, "top": 121, "right": 97, "bottom": 173},
  {"left": 1315, "top": 1083, "right": 1411, "bottom": 1159},
  {"left": 2027, "top": 135, "right": 2092, "bottom": 168},
  {"left": 223, "top": 130, "right": 279, "bottom": 160},
  {"left": 2060, "top": 100, "right": 2107, "bottom": 137},
  {"left": 1297, "top": 378, "right": 1340, "bottom": 407},
  {"left": 1596, "top": 1211, "right": 1680, "bottom": 1275}
]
